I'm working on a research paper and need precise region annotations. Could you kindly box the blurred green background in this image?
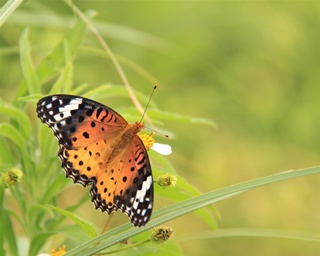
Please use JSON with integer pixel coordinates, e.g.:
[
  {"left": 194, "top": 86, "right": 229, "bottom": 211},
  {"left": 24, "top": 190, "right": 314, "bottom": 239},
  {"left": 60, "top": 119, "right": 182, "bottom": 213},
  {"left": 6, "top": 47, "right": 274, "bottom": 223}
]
[{"left": 1, "top": 1, "right": 320, "bottom": 255}]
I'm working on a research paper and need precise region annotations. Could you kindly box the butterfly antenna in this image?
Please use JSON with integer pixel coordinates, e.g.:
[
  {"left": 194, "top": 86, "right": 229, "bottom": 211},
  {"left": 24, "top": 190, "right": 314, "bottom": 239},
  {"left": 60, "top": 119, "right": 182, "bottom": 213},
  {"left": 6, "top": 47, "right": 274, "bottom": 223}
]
[
  {"left": 145, "top": 127, "right": 169, "bottom": 138},
  {"left": 141, "top": 85, "right": 169, "bottom": 138},
  {"left": 140, "top": 85, "right": 157, "bottom": 123}
]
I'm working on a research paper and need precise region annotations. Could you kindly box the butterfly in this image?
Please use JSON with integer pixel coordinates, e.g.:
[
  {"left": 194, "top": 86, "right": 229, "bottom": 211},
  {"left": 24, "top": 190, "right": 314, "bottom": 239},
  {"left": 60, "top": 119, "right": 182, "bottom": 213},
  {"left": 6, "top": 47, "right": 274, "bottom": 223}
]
[{"left": 36, "top": 94, "right": 153, "bottom": 227}]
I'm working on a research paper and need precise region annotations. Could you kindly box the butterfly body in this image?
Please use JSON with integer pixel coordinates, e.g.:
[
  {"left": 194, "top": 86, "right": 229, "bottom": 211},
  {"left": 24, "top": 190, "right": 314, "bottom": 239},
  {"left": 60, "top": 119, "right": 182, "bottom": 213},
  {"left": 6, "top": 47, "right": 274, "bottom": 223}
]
[
  {"left": 37, "top": 95, "right": 153, "bottom": 227},
  {"left": 108, "top": 122, "right": 144, "bottom": 163}
]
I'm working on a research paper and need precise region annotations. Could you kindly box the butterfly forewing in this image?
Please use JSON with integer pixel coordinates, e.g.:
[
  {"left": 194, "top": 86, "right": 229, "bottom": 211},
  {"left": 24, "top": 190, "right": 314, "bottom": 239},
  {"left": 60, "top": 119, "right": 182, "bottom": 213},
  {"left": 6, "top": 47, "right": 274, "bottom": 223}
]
[
  {"left": 36, "top": 94, "right": 154, "bottom": 227},
  {"left": 37, "top": 94, "right": 128, "bottom": 149}
]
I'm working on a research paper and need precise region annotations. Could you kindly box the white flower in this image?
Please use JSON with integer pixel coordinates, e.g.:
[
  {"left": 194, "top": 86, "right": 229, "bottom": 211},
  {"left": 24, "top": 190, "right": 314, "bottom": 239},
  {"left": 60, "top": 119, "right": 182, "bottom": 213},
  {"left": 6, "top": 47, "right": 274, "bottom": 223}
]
[
  {"left": 139, "top": 133, "right": 172, "bottom": 155},
  {"left": 152, "top": 143, "right": 172, "bottom": 155}
]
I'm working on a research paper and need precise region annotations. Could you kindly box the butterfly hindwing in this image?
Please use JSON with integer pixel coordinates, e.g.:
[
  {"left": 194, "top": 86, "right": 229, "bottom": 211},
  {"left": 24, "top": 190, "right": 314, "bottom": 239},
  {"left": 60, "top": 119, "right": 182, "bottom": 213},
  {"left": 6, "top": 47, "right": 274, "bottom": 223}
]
[
  {"left": 58, "top": 140, "right": 114, "bottom": 187},
  {"left": 86, "top": 136, "right": 153, "bottom": 227},
  {"left": 114, "top": 136, "right": 153, "bottom": 226},
  {"left": 36, "top": 94, "right": 154, "bottom": 227}
]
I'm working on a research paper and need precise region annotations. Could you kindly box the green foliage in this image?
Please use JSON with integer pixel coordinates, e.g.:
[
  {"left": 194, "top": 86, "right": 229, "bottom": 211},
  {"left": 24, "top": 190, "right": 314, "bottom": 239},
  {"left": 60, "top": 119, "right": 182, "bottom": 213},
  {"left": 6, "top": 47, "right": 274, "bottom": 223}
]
[
  {"left": 47, "top": 205, "right": 97, "bottom": 239},
  {"left": 0, "top": 4, "right": 217, "bottom": 255},
  {"left": 1, "top": 1, "right": 319, "bottom": 256}
]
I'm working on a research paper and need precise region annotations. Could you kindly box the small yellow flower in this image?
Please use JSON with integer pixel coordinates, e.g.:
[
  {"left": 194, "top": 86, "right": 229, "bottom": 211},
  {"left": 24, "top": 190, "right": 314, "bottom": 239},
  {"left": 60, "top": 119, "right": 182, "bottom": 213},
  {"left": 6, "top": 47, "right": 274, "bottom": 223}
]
[
  {"left": 156, "top": 173, "right": 177, "bottom": 188},
  {"left": 139, "top": 133, "right": 155, "bottom": 150},
  {"left": 1, "top": 168, "right": 23, "bottom": 189},
  {"left": 37, "top": 245, "right": 67, "bottom": 256},
  {"left": 51, "top": 245, "right": 66, "bottom": 256},
  {"left": 150, "top": 226, "right": 174, "bottom": 244},
  {"left": 139, "top": 133, "right": 172, "bottom": 155}
]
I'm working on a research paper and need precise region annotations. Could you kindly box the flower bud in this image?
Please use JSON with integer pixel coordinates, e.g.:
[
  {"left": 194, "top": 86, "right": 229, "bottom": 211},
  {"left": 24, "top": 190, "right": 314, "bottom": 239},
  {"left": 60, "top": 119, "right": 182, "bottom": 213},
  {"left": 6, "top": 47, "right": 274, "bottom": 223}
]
[
  {"left": 1, "top": 168, "right": 23, "bottom": 189},
  {"left": 150, "top": 226, "right": 174, "bottom": 244}
]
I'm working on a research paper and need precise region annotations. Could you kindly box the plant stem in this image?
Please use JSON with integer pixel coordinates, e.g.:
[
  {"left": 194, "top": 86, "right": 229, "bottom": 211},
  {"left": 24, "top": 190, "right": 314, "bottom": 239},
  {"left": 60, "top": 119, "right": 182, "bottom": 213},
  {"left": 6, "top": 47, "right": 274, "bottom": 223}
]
[{"left": 99, "top": 239, "right": 151, "bottom": 255}]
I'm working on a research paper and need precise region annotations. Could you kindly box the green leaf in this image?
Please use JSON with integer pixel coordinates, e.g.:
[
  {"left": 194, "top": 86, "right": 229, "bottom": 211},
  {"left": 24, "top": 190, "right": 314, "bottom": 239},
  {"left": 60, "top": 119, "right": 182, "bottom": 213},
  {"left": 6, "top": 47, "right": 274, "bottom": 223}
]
[
  {"left": 0, "top": 123, "right": 25, "bottom": 152},
  {"left": 35, "top": 14, "right": 90, "bottom": 85},
  {"left": 0, "top": 105, "right": 32, "bottom": 139},
  {"left": 5, "top": 209, "right": 24, "bottom": 229},
  {"left": 149, "top": 151, "right": 176, "bottom": 174},
  {"left": 154, "top": 170, "right": 218, "bottom": 229},
  {"left": 0, "top": 137, "right": 14, "bottom": 165},
  {"left": 41, "top": 174, "right": 68, "bottom": 204},
  {"left": 15, "top": 13, "right": 91, "bottom": 99},
  {"left": 58, "top": 225, "right": 93, "bottom": 244},
  {"left": 64, "top": 166, "right": 320, "bottom": 255},
  {"left": 47, "top": 205, "right": 97, "bottom": 238},
  {"left": 83, "top": 85, "right": 158, "bottom": 109},
  {"left": 50, "top": 62, "right": 74, "bottom": 94},
  {"left": 81, "top": 84, "right": 114, "bottom": 98},
  {"left": 19, "top": 28, "right": 40, "bottom": 95},
  {"left": 0, "top": 122, "right": 32, "bottom": 176},
  {"left": 29, "top": 204, "right": 55, "bottom": 233},
  {"left": 65, "top": 193, "right": 92, "bottom": 213},
  {"left": 68, "top": 83, "right": 88, "bottom": 95},
  {"left": 148, "top": 109, "right": 217, "bottom": 127},
  {"left": 122, "top": 107, "right": 214, "bottom": 128},
  {"left": 16, "top": 94, "right": 43, "bottom": 103},
  {"left": 136, "top": 241, "right": 182, "bottom": 256},
  {"left": 0, "top": 0, "right": 24, "bottom": 27},
  {"left": 37, "top": 125, "right": 57, "bottom": 166},
  {"left": 177, "top": 228, "right": 320, "bottom": 243},
  {"left": 28, "top": 233, "right": 54, "bottom": 256},
  {"left": 2, "top": 210, "right": 18, "bottom": 256}
]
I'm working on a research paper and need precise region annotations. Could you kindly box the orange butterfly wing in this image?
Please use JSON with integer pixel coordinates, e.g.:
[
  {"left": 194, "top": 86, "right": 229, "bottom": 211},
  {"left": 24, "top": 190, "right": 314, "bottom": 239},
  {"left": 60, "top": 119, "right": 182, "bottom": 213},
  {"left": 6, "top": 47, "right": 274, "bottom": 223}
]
[{"left": 37, "top": 94, "right": 153, "bottom": 227}]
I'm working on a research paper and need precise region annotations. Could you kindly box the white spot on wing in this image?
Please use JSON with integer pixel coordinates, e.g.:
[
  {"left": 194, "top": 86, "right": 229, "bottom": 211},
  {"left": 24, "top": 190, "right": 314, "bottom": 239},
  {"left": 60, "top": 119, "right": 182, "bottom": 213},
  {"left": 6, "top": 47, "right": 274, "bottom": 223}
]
[
  {"left": 59, "top": 99, "right": 82, "bottom": 112},
  {"left": 53, "top": 114, "right": 63, "bottom": 121},
  {"left": 132, "top": 175, "right": 152, "bottom": 210},
  {"left": 133, "top": 199, "right": 139, "bottom": 210}
]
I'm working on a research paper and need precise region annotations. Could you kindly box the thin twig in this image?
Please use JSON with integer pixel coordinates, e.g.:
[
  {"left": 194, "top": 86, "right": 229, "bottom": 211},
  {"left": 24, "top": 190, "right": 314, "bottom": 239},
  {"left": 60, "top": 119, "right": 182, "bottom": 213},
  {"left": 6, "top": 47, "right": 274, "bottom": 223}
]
[{"left": 64, "top": 0, "right": 152, "bottom": 124}]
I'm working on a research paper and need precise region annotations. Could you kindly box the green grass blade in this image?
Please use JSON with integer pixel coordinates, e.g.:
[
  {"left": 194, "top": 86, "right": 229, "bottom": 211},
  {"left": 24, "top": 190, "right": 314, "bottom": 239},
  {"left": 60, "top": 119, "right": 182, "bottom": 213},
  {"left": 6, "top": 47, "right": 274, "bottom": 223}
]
[
  {"left": 0, "top": 123, "right": 25, "bottom": 152},
  {"left": 0, "top": 137, "right": 14, "bottom": 165},
  {"left": 16, "top": 94, "right": 42, "bottom": 103},
  {"left": 178, "top": 228, "right": 320, "bottom": 243},
  {"left": 15, "top": 13, "right": 91, "bottom": 99},
  {"left": 1, "top": 209, "right": 18, "bottom": 256},
  {"left": 28, "top": 233, "right": 54, "bottom": 256},
  {"left": 0, "top": 0, "right": 24, "bottom": 28},
  {"left": 0, "top": 105, "right": 32, "bottom": 139},
  {"left": 19, "top": 28, "right": 40, "bottom": 95},
  {"left": 148, "top": 109, "right": 217, "bottom": 127},
  {"left": 65, "top": 166, "right": 320, "bottom": 255},
  {"left": 47, "top": 205, "right": 97, "bottom": 238},
  {"left": 35, "top": 12, "right": 92, "bottom": 83},
  {"left": 154, "top": 170, "right": 218, "bottom": 229},
  {"left": 50, "top": 62, "right": 74, "bottom": 94}
]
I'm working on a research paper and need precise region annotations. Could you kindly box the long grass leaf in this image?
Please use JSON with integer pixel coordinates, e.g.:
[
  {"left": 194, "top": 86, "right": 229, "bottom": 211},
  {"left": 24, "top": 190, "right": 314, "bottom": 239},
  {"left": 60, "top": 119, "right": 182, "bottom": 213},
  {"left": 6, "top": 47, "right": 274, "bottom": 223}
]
[
  {"left": 177, "top": 228, "right": 320, "bottom": 243},
  {"left": 50, "top": 62, "right": 74, "bottom": 94},
  {"left": 0, "top": 105, "right": 32, "bottom": 139},
  {"left": 2, "top": 209, "right": 18, "bottom": 256},
  {"left": 19, "top": 28, "right": 40, "bottom": 94},
  {"left": 64, "top": 166, "right": 320, "bottom": 255},
  {"left": 0, "top": 0, "right": 24, "bottom": 28},
  {"left": 15, "top": 13, "right": 91, "bottom": 99},
  {"left": 47, "top": 205, "right": 97, "bottom": 238},
  {"left": 0, "top": 123, "right": 24, "bottom": 151}
]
